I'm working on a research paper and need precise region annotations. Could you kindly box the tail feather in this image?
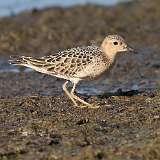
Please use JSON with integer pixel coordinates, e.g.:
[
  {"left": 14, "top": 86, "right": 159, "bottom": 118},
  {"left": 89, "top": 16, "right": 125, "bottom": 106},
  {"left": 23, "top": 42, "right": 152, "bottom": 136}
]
[
  {"left": 9, "top": 56, "right": 28, "bottom": 66},
  {"left": 9, "top": 55, "right": 55, "bottom": 75},
  {"left": 9, "top": 55, "right": 47, "bottom": 67}
]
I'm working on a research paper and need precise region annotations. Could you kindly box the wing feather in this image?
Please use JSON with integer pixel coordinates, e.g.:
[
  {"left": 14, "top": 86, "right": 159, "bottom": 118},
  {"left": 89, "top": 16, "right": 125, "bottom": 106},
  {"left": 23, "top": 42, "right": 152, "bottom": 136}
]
[{"left": 9, "top": 45, "right": 103, "bottom": 78}]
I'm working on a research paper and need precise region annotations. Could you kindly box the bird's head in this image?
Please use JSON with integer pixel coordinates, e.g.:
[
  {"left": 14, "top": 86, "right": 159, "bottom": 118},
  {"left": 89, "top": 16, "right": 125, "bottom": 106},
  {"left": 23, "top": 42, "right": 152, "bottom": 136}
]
[{"left": 101, "top": 35, "right": 134, "bottom": 59}]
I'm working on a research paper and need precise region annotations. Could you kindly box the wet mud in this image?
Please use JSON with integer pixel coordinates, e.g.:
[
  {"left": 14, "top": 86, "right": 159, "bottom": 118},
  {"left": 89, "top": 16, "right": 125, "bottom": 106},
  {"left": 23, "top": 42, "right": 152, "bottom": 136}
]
[{"left": 0, "top": 0, "right": 160, "bottom": 159}]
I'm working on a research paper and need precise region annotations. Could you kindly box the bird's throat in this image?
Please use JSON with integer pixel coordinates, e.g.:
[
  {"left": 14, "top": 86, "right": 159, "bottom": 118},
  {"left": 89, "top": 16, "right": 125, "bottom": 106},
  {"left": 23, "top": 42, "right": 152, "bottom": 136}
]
[{"left": 100, "top": 46, "right": 117, "bottom": 63}]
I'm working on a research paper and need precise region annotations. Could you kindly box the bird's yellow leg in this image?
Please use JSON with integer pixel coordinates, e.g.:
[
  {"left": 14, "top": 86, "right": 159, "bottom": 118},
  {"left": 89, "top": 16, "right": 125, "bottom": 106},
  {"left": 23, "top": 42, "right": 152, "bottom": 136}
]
[
  {"left": 71, "top": 83, "right": 99, "bottom": 109},
  {"left": 62, "top": 81, "right": 78, "bottom": 106}
]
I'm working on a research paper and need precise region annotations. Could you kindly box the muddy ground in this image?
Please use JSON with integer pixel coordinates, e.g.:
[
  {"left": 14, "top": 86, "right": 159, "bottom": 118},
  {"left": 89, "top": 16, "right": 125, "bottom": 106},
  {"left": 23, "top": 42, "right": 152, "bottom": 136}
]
[{"left": 0, "top": 0, "right": 160, "bottom": 159}]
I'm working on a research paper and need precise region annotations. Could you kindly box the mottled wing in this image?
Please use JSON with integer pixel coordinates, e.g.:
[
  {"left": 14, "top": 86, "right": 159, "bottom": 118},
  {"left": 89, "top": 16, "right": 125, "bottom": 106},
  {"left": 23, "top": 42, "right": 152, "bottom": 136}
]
[
  {"left": 42, "top": 46, "right": 99, "bottom": 78},
  {"left": 17, "top": 46, "right": 102, "bottom": 78},
  {"left": 9, "top": 45, "right": 109, "bottom": 79}
]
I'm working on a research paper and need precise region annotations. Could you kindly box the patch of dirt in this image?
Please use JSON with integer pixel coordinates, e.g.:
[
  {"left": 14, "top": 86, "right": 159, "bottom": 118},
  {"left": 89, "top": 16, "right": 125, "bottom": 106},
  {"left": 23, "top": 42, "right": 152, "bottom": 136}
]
[{"left": 0, "top": 91, "right": 160, "bottom": 160}]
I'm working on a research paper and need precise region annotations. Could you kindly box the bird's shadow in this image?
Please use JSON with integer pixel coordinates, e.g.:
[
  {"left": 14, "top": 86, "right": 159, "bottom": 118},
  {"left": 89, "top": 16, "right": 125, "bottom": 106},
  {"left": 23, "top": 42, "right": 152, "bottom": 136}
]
[{"left": 78, "top": 88, "right": 142, "bottom": 99}]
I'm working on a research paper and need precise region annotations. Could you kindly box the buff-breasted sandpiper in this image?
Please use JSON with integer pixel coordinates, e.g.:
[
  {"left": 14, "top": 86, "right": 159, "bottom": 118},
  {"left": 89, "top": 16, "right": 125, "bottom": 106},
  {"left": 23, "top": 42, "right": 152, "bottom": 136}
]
[{"left": 9, "top": 35, "right": 134, "bottom": 108}]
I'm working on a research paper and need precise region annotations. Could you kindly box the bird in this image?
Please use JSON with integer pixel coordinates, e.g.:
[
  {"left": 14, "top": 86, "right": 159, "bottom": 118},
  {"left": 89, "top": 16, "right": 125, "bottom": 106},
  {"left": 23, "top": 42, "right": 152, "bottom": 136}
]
[{"left": 9, "top": 35, "right": 134, "bottom": 108}]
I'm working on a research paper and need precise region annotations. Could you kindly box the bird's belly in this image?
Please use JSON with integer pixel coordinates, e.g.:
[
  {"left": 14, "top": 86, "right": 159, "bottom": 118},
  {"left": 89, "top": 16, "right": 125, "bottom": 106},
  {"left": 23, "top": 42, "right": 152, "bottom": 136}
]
[{"left": 75, "top": 63, "right": 108, "bottom": 79}]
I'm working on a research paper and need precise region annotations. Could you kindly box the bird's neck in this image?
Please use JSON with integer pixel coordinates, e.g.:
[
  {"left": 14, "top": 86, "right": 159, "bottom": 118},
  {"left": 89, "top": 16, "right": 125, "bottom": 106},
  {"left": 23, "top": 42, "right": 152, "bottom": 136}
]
[{"left": 100, "top": 46, "right": 117, "bottom": 63}]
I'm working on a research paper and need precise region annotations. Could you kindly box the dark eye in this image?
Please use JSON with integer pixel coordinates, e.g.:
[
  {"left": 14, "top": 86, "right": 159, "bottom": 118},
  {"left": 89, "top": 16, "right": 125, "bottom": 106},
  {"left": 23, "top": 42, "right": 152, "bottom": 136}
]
[{"left": 113, "top": 41, "right": 118, "bottom": 45}]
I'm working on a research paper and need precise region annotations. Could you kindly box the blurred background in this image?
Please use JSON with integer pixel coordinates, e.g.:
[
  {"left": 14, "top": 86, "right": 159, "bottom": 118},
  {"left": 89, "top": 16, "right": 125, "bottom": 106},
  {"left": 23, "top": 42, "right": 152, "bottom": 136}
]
[
  {"left": 0, "top": 0, "right": 159, "bottom": 96},
  {"left": 0, "top": 0, "right": 130, "bottom": 17}
]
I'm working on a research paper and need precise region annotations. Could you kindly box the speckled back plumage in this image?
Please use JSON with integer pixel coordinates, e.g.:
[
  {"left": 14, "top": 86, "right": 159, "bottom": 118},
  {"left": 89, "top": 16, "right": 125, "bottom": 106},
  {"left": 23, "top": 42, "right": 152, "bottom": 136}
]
[{"left": 11, "top": 45, "right": 111, "bottom": 80}]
